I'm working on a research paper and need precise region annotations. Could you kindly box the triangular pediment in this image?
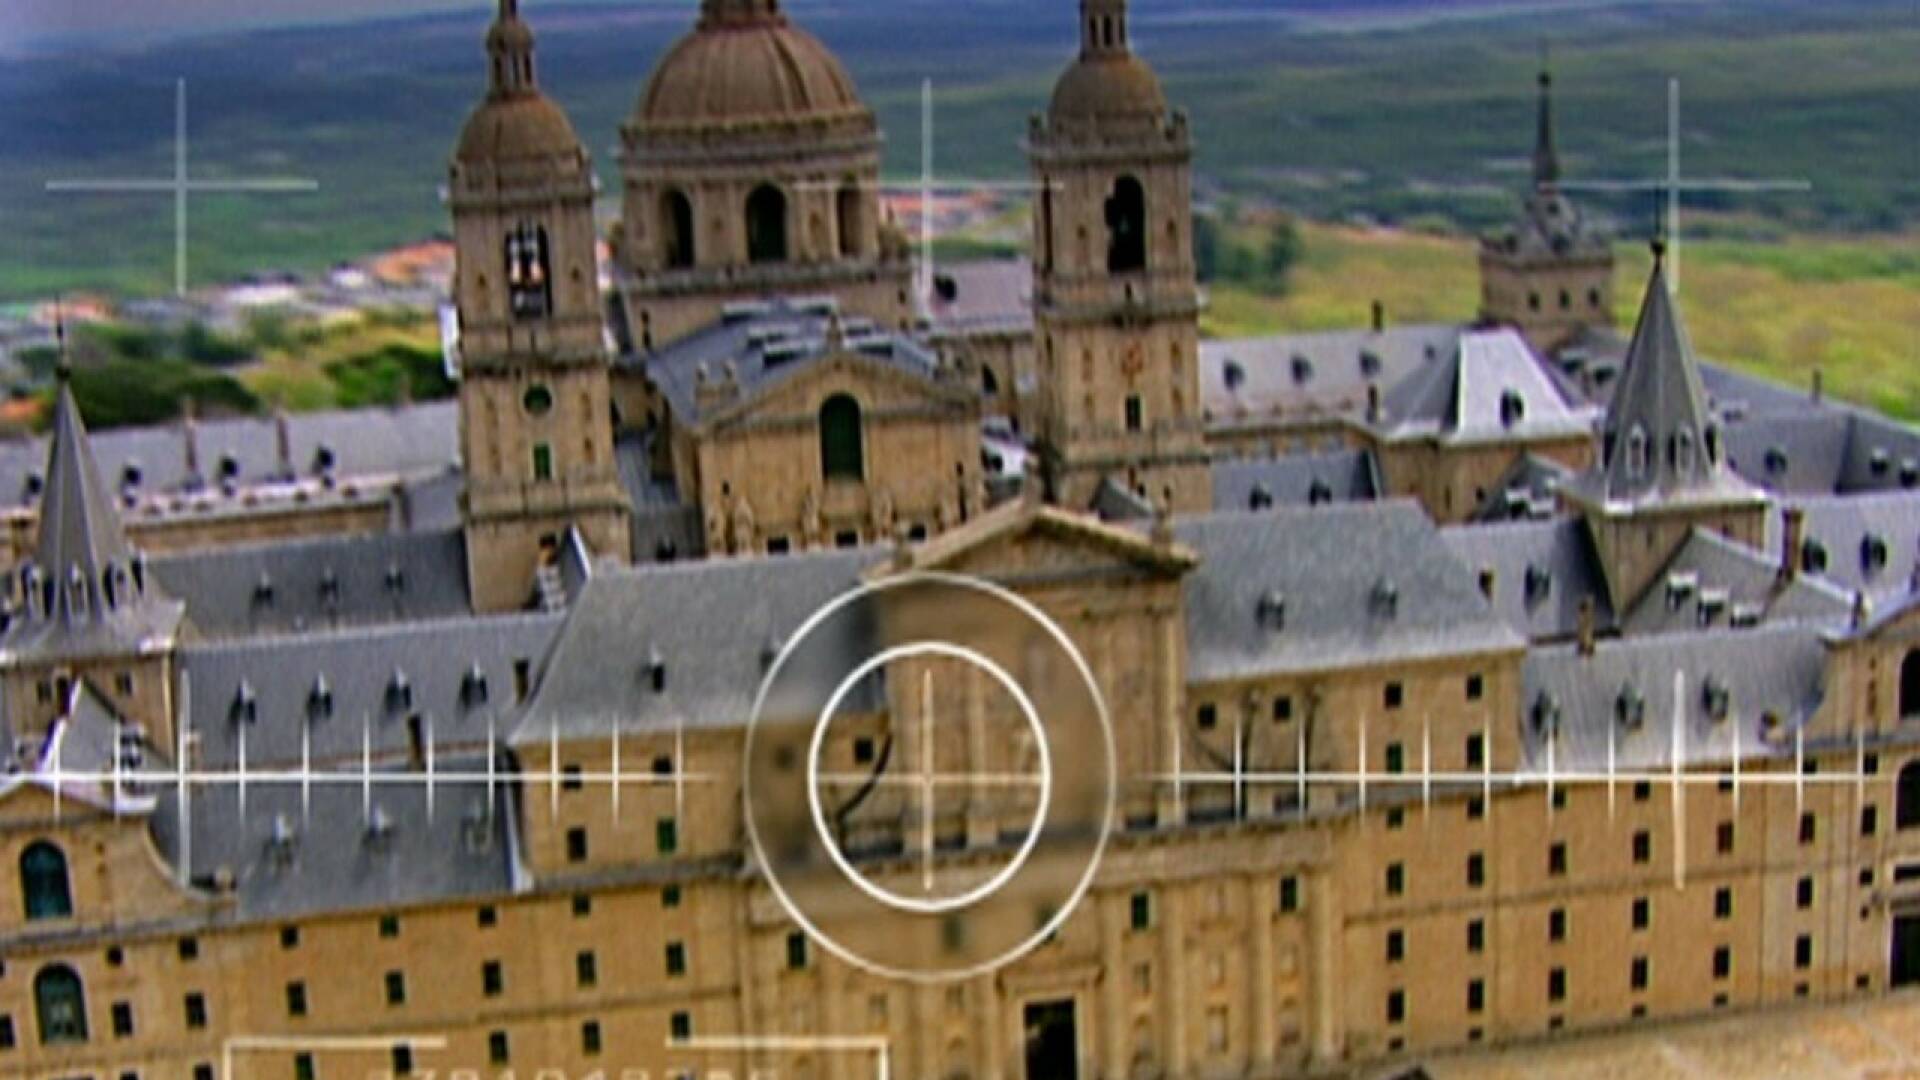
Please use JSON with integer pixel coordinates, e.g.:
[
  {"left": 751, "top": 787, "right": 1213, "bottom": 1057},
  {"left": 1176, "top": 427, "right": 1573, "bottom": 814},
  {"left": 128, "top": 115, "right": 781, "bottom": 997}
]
[
  {"left": 702, "top": 350, "right": 973, "bottom": 434},
  {"left": 882, "top": 499, "right": 1197, "bottom": 583}
]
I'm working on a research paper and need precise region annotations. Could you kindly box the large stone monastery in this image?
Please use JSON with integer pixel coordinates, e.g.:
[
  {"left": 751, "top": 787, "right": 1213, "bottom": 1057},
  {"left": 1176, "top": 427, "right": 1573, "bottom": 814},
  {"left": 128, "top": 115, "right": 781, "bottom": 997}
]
[{"left": 3, "top": 2, "right": 1920, "bottom": 1078}]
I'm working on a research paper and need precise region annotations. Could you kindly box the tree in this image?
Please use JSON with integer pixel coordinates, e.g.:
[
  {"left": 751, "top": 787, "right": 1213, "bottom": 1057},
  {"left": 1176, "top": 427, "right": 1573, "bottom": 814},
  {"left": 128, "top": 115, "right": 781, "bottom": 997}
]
[{"left": 1266, "top": 217, "right": 1304, "bottom": 294}]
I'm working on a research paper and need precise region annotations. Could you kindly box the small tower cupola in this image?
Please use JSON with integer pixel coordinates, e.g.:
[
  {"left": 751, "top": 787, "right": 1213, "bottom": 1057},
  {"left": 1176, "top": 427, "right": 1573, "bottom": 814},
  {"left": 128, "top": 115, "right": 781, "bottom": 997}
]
[{"left": 486, "top": 0, "right": 539, "bottom": 99}]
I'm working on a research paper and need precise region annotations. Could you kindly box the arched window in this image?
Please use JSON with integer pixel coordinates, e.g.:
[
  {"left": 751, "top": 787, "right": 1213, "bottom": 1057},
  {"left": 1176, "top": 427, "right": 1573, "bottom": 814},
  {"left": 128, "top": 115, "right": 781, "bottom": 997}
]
[
  {"left": 1625, "top": 426, "right": 1649, "bottom": 479},
  {"left": 503, "top": 222, "right": 551, "bottom": 320},
  {"left": 1105, "top": 176, "right": 1147, "bottom": 274},
  {"left": 836, "top": 182, "right": 862, "bottom": 259},
  {"left": 746, "top": 184, "right": 788, "bottom": 265},
  {"left": 35, "top": 965, "right": 87, "bottom": 1044},
  {"left": 819, "top": 395, "right": 864, "bottom": 481},
  {"left": 661, "top": 190, "right": 695, "bottom": 270},
  {"left": 1899, "top": 760, "right": 1920, "bottom": 830},
  {"left": 20, "top": 842, "right": 72, "bottom": 920},
  {"left": 1902, "top": 649, "right": 1920, "bottom": 720}
]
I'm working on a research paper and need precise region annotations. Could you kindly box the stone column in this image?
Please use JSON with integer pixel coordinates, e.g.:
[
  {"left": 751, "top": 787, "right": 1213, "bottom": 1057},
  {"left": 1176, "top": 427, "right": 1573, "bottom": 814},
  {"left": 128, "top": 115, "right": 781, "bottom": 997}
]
[
  {"left": 1100, "top": 891, "right": 1129, "bottom": 1079},
  {"left": 1156, "top": 611, "right": 1183, "bottom": 826},
  {"left": 1249, "top": 874, "right": 1277, "bottom": 1073},
  {"left": 1307, "top": 870, "right": 1340, "bottom": 1065},
  {"left": 1161, "top": 882, "right": 1190, "bottom": 1076}
]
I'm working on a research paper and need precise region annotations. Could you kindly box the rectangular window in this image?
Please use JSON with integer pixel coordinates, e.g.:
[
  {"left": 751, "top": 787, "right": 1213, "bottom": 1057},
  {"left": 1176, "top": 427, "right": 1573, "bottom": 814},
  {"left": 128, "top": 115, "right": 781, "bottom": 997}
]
[
  {"left": 1633, "top": 830, "right": 1652, "bottom": 864},
  {"left": 1548, "top": 968, "right": 1566, "bottom": 1002},
  {"left": 663, "top": 885, "right": 682, "bottom": 909},
  {"left": 1795, "top": 935, "right": 1814, "bottom": 969},
  {"left": 1466, "top": 673, "right": 1484, "bottom": 701},
  {"left": 477, "top": 906, "right": 497, "bottom": 928},
  {"left": 1549, "top": 842, "right": 1567, "bottom": 877},
  {"left": 1386, "top": 928, "right": 1404, "bottom": 963},
  {"left": 1130, "top": 892, "right": 1152, "bottom": 931},
  {"left": 1466, "top": 919, "right": 1485, "bottom": 954},
  {"left": 1633, "top": 780, "right": 1651, "bottom": 802},
  {"left": 385, "top": 971, "right": 406, "bottom": 1006},
  {"left": 576, "top": 951, "right": 597, "bottom": 988},
  {"left": 1549, "top": 908, "right": 1567, "bottom": 943},
  {"left": 1384, "top": 682, "right": 1404, "bottom": 710},
  {"left": 1632, "top": 896, "right": 1650, "bottom": 930},
  {"left": 566, "top": 827, "right": 589, "bottom": 863},
  {"left": 185, "top": 993, "right": 208, "bottom": 1029},
  {"left": 1717, "top": 821, "right": 1735, "bottom": 855},
  {"left": 1465, "top": 733, "right": 1485, "bottom": 769},
  {"left": 295, "top": 1052, "right": 316, "bottom": 1080},
  {"left": 281, "top": 925, "right": 301, "bottom": 949},
  {"left": 1467, "top": 979, "right": 1484, "bottom": 1013},
  {"left": 670, "top": 1012, "right": 692, "bottom": 1043},
  {"left": 482, "top": 960, "right": 503, "bottom": 997},
  {"left": 489, "top": 1031, "right": 510, "bottom": 1065},
  {"left": 1196, "top": 703, "right": 1217, "bottom": 729},
  {"left": 572, "top": 893, "right": 593, "bottom": 917},
  {"left": 1797, "top": 877, "right": 1814, "bottom": 909},
  {"left": 1385, "top": 989, "right": 1405, "bottom": 1024},
  {"left": 1466, "top": 852, "right": 1485, "bottom": 888},
  {"left": 1862, "top": 805, "right": 1879, "bottom": 836},
  {"left": 1385, "top": 863, "right": 1404, "bottom": 896},
  {"left": 1713, "top": 946, "right": 1731, "bottom": 980},
  {"left": 1278, "top": 876, "right": 1299, "bottom": 913},
  {"left": 787, "top": 932, "right": 808, "bottom": 971},
  {"left": 1272, "top": 695, "right": 1292, "bottom": 722},
  {"left": 392, "top": 1046, "right": 413, "bottom": 1077},
  {"left": 0, "top": 1015, "right": 14, "bottom": 1050},
  {"left": 657, "top": 818, "right": 679, "bottom": 855},
  {"left": 112, "top": 1001, "right": 134, "bottom": 1038},
  {"left": 379, "top": 914, "right": 400, "bottom": 939},
  {"left": 1800, "top": 813, "right": 1817, "bottom": 845},
  {"left": 1466, "top": 796, "right": 1485, "bottom": 820},
  {"left": 582, "top": 1020, "right": 602, "bottom": 1056},
  {"left": 1715, "top": 887, "right": 1732, "bottom": 920},
  {"left": 286, "top": 982, "right": 308, "bottom": 1018},
  {"left": 179, "top": 936, "right": 199, "bottom": 961},
  {"left": 665, "top": 942, "right": 687, "bottom": 977},
  {"left": 1384, "top": 742, "right": 1404, "bottom": 774},
  {"left": 532, "top": 443, "right": 554, "bottom": 482},
  {"left": 1124, "top": 395, "right": 1143, "bottom": 432},
  {"left": 561, "top": 765, "right": 583, "bottom": 791},
  {"left": 1631, "top": 956, "right": 1649, "bottom": 991}
]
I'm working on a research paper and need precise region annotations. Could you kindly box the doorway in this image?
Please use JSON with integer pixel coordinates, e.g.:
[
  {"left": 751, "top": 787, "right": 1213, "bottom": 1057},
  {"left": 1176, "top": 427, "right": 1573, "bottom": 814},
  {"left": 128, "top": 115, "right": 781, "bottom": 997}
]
[
  {"left": 1023, "top": 998, "right": 1079, "bottom": 1080},
  {"left": 1894, "top": 915, "right": 1920, "bottom": 988}
]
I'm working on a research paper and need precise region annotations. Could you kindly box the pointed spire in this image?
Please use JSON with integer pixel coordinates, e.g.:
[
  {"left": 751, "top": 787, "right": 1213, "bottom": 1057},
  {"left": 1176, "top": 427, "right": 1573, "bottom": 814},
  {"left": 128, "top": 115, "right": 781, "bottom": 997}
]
[
  {"left": 1533, "top": 52, "right": 1560, "bottom": 190},
  {"left": 33, "top": 367, "right": 136, "bottom": 627},
  {"left": 1595, "top": 239, "right": 1726, "bottom": 501},
  {"left": 1081, "top": 0, "right": 1132, "bottom": 58},
  {"left": 486, "top": 0, "right": 539, "bottom": 98}
]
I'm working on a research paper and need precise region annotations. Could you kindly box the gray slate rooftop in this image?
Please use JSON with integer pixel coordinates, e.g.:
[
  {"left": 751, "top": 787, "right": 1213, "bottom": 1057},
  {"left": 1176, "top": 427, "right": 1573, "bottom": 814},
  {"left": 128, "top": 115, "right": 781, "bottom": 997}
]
[
  {"left": 147, "top": 753, "right": 519, "bottom": 922},
  {"left": 1441, "top": 517, "right": 1612, "bottom": 643},
  {"left": 1201, "top": 323, "right": 1462, "bottom": 429},
  {"left": 1175, "top": 502, "right": 1524, "bottom": 682},
  {"left": 1380, "top": 328, "right": 1597, "bottom": 445},
  {"left": 1775, "top": 490, "right": 1920, "bottom": 606},
  {"left": 1619, "top": 528, "right": 1854, "bottom": 637},
  {"left": 1211, "top": 449, "right": 1380, "bottom": 514}
]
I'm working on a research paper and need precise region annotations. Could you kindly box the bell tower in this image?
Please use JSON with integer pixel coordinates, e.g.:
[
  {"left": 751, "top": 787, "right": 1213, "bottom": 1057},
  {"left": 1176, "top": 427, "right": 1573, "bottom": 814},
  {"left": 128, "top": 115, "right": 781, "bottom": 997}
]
[
  {"left": 452, "top": 0, "right": 631, "bottom": 613},
  {"left": 1029, "top": 0, "right": 1210, "bottom": 514}
]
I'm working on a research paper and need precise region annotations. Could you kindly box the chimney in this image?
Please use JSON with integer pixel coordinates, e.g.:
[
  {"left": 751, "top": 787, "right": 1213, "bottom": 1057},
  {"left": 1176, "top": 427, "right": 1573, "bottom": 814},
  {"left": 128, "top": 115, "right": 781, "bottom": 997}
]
[
  {"left": 1365, "top": 382, "right": 1382, "bottom": 425},
  {"left": 1576, "top": 595, "right": 1596, "bottom": 657},
  {"left": 1370, "top": 300, "right": 1385, "bottom": 334},
  {"left": 181, "top": 398, "right": 201, "bottom": 486},
  {"left": 274, "top": 409, "right": 293, "bottom": 481},
  {"left": 1779, "top": 506, "right": 1805, "bottom": 582},
  {"left": 406, "top": 714, "right": 426, "bottom": 771},
  {"left": 1811, "top": 368, "right": 1824, "bottom": 404}
]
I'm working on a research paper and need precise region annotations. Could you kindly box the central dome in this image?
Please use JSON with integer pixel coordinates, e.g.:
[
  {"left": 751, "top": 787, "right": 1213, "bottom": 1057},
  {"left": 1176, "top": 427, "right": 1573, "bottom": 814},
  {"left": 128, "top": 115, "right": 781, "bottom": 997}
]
[
  {"left": 1048, "top": 53, "right": 1167, "bottom": 124},
  {"left": 638, "top": 15, "right": 867, "bottom": 129}
]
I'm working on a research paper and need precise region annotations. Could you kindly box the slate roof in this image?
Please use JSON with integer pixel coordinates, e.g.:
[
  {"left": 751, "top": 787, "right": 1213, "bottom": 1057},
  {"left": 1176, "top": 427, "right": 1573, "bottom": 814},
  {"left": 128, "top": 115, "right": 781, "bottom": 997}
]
[
  {"left": 1, "top": 378, "right": 185, "bottom": 663},
  {"left": 147, "top": 753, "right": 520, "bottom": 921},
  {"left": 1175, "top": 503, "right": 1523, "bottom": 682},
  {"left": 0, "top": 401, "right": 459, "bottom": 512},
  {"left": 922, "top": 260, "right": 1034, "bottom": 338},
  {"left": 1469, "top": 453, "right": 1575, "bottom": 523},
  {"left": 511, "top": 548, "right": 881, "bottom": 745},
  {"left": 1775, "top": 490, "right": 1920, "bottom": 605},
  {"left": 0, "top": 681, "right": 161, "bottom": 814},
  {"left": 1566, "top": 255, "right": 1762, "bottom": 511},
  {"left": 1619, "top": 528, "right": 1853, "bottom": 637},
  {"left": 1210, "top": 449, "right": 1379, "bottom": 513},
  {"left": 1519, "top": 624, "right": 1828, "bottom": 774},
  {"left": 180, "top": 612, "right": 563, "bottom": 769},
  {"left": 1200, "top": 324, "right": 1462, "bottom": 428},
  {"left": 635, "top": 299, "right": 946, "bottom": 428},
  {"left": 1379, "top": 328, "right": 1598, "bottom": 445},
  {"left": 151, "top": 528, "right": 473, "bottom": 639},
  {"left": 1440, "top": 517, "right": 1612, "bottom": 643}
]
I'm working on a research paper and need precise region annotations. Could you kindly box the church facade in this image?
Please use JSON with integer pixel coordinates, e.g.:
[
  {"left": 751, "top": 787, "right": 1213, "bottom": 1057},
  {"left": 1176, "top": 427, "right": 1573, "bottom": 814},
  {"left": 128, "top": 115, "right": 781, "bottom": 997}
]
[{"left": 4, "top": 3, "right": 1920, "bottom": 1080}]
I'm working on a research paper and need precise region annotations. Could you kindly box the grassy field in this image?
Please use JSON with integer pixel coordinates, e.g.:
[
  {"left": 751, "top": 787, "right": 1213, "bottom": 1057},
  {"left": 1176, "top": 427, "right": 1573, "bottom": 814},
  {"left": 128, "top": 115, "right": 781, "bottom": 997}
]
[{"left": 1198, "top": 221, "right": 1920, "bottom": 422}]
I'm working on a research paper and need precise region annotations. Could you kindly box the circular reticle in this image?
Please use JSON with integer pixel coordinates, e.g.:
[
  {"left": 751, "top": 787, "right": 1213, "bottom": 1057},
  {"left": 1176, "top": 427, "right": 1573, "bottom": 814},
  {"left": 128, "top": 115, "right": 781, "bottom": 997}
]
[{"left": 744, "top": 572, "right": 1115, "bottom": 984}]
